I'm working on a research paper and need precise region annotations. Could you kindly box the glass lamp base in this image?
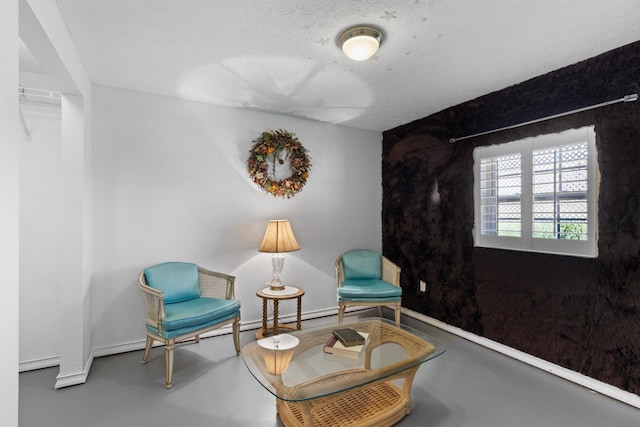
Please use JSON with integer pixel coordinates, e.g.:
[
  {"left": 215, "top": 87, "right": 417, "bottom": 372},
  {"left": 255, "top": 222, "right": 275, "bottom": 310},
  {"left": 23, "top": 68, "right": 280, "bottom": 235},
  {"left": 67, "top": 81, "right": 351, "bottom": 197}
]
[
  {"left": 269, "top": 281, "right": 285, "bottom": 291},
  {"left": 270, "top": 254, "right": 285, "bottom": 291}
]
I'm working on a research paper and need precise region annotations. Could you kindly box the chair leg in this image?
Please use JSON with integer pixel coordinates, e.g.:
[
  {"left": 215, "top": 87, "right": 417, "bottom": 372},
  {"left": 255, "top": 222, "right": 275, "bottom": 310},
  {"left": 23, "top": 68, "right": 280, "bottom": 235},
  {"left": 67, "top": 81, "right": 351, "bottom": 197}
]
[
  {"left": 233, "top": 317, "right": 240, "bottom": 355},
  {"left": 195, "top": 335, "right": 200, "bottom": 343},
  {"left": 338, "top": 304, "right": 345, "bottom": 323},
  {"left": 165, "top": 341, "right": 175, "bottom": 389},
  {"left": 395, "top": 304, "right": 401, "bottom": 325},
  {"left": 377, "top": 306, "right": 383, "bottom": 317},
  {"left": 142, "top": 335, "right": 153, "bottom": 364}
]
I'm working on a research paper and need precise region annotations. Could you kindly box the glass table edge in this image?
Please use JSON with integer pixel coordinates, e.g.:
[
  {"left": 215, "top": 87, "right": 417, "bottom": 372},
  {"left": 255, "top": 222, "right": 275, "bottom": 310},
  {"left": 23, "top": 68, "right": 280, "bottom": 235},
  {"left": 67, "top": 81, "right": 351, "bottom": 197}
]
[{"left": 241, "top": 317, "right": 447, "bottom": 402}]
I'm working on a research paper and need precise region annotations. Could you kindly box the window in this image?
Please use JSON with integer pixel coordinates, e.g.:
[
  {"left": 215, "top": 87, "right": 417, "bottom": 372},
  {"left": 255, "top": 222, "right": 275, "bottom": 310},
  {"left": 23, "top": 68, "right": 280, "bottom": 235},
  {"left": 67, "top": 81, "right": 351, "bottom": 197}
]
[{"left": 473, "top": 126, "right": 598, "bottom": 257}]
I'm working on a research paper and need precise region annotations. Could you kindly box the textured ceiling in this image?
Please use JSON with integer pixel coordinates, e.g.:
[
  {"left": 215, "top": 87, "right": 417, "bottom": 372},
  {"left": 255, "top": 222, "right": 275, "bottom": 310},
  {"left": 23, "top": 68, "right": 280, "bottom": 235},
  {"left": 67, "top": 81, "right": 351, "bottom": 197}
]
[{"left": 47, "top": 0, "right": 640, "bottom": 132}]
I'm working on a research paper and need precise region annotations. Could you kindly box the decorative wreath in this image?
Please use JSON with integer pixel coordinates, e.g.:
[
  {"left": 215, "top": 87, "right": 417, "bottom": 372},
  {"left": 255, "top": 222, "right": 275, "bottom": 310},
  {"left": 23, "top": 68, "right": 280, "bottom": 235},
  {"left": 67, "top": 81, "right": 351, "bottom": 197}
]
[{"left": 247, "top": 129, "right": 312, "bottom": 198}]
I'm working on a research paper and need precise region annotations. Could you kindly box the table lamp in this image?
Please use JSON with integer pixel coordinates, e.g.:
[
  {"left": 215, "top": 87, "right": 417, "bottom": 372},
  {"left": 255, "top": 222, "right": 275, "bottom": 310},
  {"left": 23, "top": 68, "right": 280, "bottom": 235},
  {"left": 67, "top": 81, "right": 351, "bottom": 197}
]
[
  {"left": 259, "top": 219, "right": 300, "bottom": 291},
  {"left": 257, "top": 334, "right": 299, "bottom": 375}
]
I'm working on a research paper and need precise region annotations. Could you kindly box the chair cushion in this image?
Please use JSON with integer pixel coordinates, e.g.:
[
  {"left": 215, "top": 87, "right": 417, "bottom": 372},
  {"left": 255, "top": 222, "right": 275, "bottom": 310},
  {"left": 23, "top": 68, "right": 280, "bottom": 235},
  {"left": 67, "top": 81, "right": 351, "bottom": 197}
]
[
  {"left": 342, "top": 250, "right": 381, "bottom": 280},
  {"left": 144, "top": 262, "right": 200, "bottom": 303},
  {"left": 162, "top": 297, "right": 241, "bottom": 332},
  {"left": 338, "top": 279, "right": 402, "bottom": 301}
]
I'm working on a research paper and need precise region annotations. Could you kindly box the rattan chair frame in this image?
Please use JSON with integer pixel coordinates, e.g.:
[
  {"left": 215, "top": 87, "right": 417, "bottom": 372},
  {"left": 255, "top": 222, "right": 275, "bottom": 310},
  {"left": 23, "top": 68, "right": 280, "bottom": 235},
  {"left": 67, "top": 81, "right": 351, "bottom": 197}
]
[
  {"left": 138, "top": 265, "right": 240, "bottom": 388},
  {"left": 336, "top": 254, "right": 402, "bottom": 325}
]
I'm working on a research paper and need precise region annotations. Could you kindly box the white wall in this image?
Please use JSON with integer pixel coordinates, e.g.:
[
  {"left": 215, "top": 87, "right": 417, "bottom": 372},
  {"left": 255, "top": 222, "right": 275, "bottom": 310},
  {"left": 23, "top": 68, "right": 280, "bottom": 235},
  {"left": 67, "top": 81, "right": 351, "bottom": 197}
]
[
  {"left": 19, "top": 0, "right": 93, "bottom": 388},
  {"left": 1, "top": 0, "right": 20, "bottom": 423},
  {"left": 19, "top": 103, "right": 62, "bottom": 367},
  {"left": 91, "top": 85, "right": 383, "bottom": 352}
]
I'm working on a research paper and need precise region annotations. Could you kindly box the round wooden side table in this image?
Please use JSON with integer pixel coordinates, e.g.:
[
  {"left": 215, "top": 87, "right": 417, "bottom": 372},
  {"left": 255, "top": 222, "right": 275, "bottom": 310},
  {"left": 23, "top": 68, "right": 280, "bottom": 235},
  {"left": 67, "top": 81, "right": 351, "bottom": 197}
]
[{"left": 256, "top": 286, "right": 305, "bottom": 339}]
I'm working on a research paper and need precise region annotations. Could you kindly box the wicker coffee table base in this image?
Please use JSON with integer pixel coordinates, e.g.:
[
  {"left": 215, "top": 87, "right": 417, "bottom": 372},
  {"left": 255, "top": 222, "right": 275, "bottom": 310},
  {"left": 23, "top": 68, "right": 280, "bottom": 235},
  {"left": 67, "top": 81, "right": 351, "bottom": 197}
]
[{"left": 276, "top": 367, "right": 418, "bottom": 427}]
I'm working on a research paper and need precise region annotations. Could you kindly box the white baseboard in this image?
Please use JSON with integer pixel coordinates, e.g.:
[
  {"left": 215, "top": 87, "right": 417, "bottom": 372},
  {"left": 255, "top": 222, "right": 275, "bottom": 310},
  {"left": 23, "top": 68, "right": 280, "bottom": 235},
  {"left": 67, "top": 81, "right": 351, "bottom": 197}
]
[
  {"left": 19, "top": 355, "right": 60, "bottom": 372},
  {"left": 92, "top": 307, "right": 341, "bottom": 358},
  {"left": 402, "top": 307, "right": 640, "bottom": 409},
  {"left": 54, "top": 349, "right": 95, "bottom": 389},
  {"left": 32, "top": 305, "right": 637, "bottom": 408}
]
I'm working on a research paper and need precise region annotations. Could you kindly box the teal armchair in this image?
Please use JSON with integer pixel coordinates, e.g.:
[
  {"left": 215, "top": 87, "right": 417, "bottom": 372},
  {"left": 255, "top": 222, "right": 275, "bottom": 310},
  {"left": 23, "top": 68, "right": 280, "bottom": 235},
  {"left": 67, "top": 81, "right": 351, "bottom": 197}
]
[
  {"left": 335, "top": 249, "right": 402, "bottom": 325},
  {"left": 138, "top": 262, "right": 241, "bottom": 388}
]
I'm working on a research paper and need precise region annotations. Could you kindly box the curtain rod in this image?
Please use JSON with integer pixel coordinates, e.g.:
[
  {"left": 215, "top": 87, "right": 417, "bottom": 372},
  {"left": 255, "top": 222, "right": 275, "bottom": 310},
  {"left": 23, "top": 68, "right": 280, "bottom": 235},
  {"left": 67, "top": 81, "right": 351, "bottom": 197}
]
[{"left": 449, "top": 93, "right": 638, "bottom": 143}]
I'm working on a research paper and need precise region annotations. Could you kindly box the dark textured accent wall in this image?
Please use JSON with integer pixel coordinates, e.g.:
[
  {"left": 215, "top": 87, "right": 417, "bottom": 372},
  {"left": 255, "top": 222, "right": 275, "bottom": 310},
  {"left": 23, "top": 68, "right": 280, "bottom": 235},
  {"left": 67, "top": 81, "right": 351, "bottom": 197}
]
[{"left": 382, "top": 40, "right": 640, "bottom": 395}]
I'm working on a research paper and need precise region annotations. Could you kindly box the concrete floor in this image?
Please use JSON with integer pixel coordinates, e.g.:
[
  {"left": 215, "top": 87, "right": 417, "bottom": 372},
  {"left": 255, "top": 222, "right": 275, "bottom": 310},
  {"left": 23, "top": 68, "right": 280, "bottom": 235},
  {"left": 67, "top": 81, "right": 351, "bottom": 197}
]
[{"left": 19, "top": 313, "right": 640, "bottom": 426}]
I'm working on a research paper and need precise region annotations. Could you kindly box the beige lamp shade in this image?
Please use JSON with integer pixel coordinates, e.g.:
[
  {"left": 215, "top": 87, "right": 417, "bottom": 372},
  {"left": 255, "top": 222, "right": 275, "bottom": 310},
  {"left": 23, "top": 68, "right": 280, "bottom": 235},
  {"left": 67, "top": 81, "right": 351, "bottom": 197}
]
[{"left": 259, "top": 220, "right": 300, "bottom": 253}]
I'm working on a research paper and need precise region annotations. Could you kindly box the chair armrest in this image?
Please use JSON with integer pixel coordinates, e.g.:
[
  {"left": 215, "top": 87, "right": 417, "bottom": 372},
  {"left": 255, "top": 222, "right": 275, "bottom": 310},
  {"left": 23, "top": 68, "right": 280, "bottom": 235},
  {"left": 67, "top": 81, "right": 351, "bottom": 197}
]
[
  {"left": 335, "top": 255, "right": 345, "bottom": 288},
  {"left": 198, "top": 266, "right": 236, "bottom": 300},
  {"left": 139, "top": 271, "right": 165, "bottom": 332},
  {"left": 381, "top": 256, "right": 401, "bottom": 286}
]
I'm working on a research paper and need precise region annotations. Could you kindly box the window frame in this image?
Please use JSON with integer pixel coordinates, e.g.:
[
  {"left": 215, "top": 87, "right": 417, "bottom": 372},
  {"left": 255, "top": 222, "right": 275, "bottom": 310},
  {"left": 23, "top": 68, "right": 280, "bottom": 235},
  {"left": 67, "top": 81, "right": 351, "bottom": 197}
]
[{"left": 473, "top": 126, "right": 599, "bottom": 258}]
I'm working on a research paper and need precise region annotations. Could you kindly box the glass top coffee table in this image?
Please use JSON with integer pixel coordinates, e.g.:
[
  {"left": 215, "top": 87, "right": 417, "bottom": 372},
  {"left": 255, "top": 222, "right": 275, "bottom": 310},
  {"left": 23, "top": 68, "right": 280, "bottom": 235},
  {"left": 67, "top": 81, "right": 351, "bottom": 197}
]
[{"left": 242, "top": 317, "right": 446, "bottom": 427}]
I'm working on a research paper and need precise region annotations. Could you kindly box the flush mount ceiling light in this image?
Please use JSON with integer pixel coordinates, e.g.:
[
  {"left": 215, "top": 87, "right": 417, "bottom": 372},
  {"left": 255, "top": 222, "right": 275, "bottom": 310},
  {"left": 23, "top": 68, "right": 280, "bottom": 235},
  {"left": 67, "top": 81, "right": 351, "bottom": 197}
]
[{"left": 337, "top": 25, "right": 384, "bottom": 61}]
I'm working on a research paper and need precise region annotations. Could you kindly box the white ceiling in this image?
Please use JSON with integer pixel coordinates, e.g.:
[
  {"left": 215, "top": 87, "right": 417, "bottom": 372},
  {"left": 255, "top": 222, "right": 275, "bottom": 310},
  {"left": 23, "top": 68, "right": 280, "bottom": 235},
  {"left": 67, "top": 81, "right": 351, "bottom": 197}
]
[{"left": 35, "top": 0, "right": 640, "bottom": 132}]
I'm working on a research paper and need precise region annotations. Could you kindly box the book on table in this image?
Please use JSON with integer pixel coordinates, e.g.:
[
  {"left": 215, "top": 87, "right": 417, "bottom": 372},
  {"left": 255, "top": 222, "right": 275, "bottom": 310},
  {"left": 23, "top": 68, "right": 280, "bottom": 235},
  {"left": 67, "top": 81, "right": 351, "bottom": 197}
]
[
  {"left": 332, "top": 328, "right": 366, "bottom": 346},
  {"left": 323, "top": 332, "right": 369, "bottom": 359}
]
